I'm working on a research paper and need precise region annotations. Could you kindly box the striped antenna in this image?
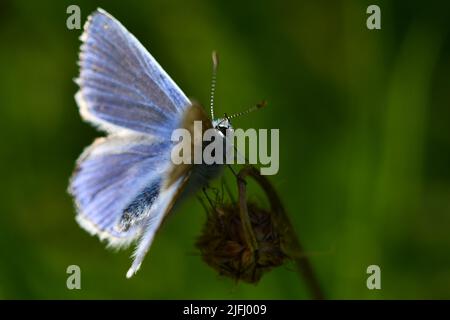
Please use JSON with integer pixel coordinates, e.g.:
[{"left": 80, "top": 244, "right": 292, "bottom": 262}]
[
  {"left": 227, "top": 100, "right": 267, "bottom": 120},
  {"left": 209, "top": 51, "right": 219, "bottom": 120}
]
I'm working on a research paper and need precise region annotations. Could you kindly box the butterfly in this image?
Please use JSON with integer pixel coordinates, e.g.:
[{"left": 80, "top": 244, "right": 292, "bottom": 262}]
[{"left": 68, "top": 8, "right": 237, "bottom": 278}]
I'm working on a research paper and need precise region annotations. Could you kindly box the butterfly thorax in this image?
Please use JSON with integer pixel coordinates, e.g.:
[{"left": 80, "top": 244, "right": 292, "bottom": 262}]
[{"left": 166, "top": 103, "right": 233, "bottom": 199}]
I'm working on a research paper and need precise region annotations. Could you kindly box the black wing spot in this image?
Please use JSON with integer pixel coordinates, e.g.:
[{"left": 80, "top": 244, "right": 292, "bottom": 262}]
[{"left": 117, "top": 180, "right": 161, "bottom": 232}]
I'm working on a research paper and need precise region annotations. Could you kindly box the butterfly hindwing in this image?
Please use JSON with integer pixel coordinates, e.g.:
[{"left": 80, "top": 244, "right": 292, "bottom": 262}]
[
  {"left": 69, "top": 134, "right": 173, "bottom": 248},
  {"left": 76, "top": 8, "right": 191, "bottom": 137}
]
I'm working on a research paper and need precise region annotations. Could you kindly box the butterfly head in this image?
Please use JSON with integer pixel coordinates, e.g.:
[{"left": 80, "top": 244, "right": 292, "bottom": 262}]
[{"left": 213, "top": 116, "right": 233, "bottom": 137}]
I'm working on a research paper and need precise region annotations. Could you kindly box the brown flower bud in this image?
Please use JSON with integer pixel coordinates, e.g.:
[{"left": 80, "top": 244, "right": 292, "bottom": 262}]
[{"left": 196, "top": 201, "right": 287, "bottom": 284}]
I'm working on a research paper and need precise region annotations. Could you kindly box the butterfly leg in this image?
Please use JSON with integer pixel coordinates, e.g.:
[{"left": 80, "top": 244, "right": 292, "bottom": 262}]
[
  {"left": 202, "top": 187, "right": 216, "bottom": 210},
  {"left": 227, "top": 164, "right": 247, "bottom": 185}
]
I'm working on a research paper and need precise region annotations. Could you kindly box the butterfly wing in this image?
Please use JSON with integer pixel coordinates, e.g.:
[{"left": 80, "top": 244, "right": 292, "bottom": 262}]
[
  {"left": 71, "top": 9, "right": 208, "bottom": 277},
  {"left": 76, "top": 8, "right": 190, "bottom": 137},
  {"left": 69, "top": 134, "right": 174, "bottom": 248}
]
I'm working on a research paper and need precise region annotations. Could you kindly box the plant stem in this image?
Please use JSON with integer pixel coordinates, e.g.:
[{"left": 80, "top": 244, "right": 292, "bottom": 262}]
[{"left": 237, "top": 166, "right": 325, "bottom": 300}]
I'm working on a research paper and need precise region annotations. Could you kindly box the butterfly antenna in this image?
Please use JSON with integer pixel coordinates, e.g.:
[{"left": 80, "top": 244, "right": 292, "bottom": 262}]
[
  {"left": 209, "top": 51, "right": 219, "bottom": 120},
  {"left": 227, "top": 100, "right": 267, "bottom": 120}
]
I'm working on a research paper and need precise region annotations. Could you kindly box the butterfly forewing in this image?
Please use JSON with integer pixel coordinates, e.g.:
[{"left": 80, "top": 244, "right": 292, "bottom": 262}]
[{"left": 76, "top": 8, "right": 191, "bottom": 137}]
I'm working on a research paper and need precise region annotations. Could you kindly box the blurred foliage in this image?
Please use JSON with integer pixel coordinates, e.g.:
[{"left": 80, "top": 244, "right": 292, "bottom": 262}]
[{"left": 0, "top": 0, "right": 450, "bottom": 299}]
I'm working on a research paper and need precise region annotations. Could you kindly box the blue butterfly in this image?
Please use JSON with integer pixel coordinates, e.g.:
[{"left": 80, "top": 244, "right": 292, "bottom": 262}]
[{"left": 68, "top": 8, "right": 233, "bottom": 278}]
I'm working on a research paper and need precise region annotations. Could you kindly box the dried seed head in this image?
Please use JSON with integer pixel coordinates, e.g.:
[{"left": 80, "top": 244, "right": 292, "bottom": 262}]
[{"left": 196, "top": 202, "right": 288, "bottom": 284}]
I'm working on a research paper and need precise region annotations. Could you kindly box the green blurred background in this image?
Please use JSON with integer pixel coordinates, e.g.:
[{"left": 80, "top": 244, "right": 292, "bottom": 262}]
[{"left": 0, "top": 0, "right": 450, "bottom": 299}]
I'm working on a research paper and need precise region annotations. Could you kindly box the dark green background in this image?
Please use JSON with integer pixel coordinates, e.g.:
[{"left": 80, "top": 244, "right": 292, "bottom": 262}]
[{"left": 1, "top": 0, "right": 450, "bottom": 299}]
